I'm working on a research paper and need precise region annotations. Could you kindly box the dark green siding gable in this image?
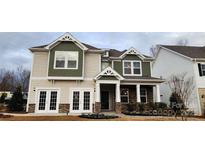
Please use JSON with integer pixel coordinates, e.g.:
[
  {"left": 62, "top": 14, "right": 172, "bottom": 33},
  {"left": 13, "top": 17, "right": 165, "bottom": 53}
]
[
  {"left": 48, "top": 42, "right": 83, "bottom": 77},
  {"left": 113, "top": 55, "right": 151, "bottom": 77}
]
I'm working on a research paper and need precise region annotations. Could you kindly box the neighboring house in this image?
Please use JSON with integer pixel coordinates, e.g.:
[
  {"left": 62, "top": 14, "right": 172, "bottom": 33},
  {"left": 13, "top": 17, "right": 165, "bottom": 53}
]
[
  {"left": 153, "top": 45, "right": 205, "bottom": 115},
  {"left": 27, "top": 33, "right": 164, "bottom": 114}
]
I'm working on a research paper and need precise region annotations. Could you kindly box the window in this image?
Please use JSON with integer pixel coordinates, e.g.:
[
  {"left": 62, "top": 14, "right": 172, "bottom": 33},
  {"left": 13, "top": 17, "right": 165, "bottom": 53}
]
[
  {"left": 83, "top": 91, "right": 90, "bottom": 110},
  {"left": 123, "top": 61, "right": 141, "bottom": 75},
  {"left": 49, "top": 91, "right": 57, "bottom": 110},
  {"left": 140, "top": 88, "right": 147, "bottom": 103},
  {"left": 121, "top": 88, "right": 129, "bottom": 103},
  {"left": 201, "top": 64, "right": 205, "bottom": 76},
  {"left": 55, "top": 51, "right": 78, "bottom": 69},
  {"left": 38, "top": 91, "right": 47, "bottom": 110},
  {"left": 72, "top": 91, "right": 80, "bottom": 110}
]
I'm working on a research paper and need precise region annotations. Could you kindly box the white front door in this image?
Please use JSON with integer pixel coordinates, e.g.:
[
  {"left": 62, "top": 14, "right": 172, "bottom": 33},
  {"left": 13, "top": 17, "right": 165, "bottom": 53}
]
[
  {"left": 70, "top": 89, "right": 93, "bottom": 113},
  {"left": 36, "top": 89, "right": 59, "bottom": 113}
]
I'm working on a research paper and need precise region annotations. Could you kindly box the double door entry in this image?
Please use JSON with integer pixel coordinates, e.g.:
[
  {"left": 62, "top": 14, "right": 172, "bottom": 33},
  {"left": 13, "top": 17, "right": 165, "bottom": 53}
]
[
  {"left": 36, "top": 89, "right": 59, "bottom": 113},
  {"left": 70, "top": 89, "right": 93, "bottom": 113}
]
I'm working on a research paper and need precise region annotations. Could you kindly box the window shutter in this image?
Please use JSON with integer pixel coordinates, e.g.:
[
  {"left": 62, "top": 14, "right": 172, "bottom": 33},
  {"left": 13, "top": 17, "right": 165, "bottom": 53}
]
[{"left": 198, "top": 63, "right": 202, "bottom": 76}]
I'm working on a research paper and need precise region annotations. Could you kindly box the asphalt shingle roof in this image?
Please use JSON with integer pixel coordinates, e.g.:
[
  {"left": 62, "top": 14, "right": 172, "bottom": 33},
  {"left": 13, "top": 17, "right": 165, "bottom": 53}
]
[{"left": 161, "top": 45, "right": 205, "bottom": 58}]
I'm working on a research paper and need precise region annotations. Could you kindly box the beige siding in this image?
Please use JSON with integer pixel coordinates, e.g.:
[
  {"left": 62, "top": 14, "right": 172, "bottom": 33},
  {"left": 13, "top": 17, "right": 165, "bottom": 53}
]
[
  {"left": 28, "top": 80, "right": 95, "bottom": 105},
  {"left": 84, "top": 53, "right": 101, "bottom": 78},
  {"left": 32, "top": 52, "right": 48, "bottom": 77}
]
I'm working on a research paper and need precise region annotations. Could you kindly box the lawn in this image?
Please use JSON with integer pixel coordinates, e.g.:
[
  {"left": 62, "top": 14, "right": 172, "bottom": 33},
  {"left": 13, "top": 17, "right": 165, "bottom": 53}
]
[{"left": 0, "top": 114, "right": 204, "bottom": 121}]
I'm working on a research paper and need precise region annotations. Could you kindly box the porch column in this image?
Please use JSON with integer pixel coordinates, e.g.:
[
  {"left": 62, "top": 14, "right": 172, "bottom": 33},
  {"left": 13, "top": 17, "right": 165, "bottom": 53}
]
[
  {"left": 136, "top": 84, "right": 141, "bottom": 102},
  {"left": 95, "top": 83, "right": 100, "bottom": 102},
  {"left": 156, "top": 84, "right": 161, "bottom": 102},
  {"left": 115, "top": 82, "right": 121, "bottom": 102}
]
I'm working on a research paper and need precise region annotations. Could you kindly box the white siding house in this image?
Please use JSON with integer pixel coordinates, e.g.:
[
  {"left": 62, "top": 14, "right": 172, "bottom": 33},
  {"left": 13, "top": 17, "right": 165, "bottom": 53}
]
[{"left": 152, "top": 45, "right": 205, "bottom": 115}]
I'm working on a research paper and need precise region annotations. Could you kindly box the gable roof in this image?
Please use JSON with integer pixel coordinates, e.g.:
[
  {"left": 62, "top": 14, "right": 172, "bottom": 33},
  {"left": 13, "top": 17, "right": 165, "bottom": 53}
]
[
  {"left": 161, "top": 45, "right": 205, "bottom": 59},
  {"left": 94, "top": 66, "right": 124, "bottom": 80}
]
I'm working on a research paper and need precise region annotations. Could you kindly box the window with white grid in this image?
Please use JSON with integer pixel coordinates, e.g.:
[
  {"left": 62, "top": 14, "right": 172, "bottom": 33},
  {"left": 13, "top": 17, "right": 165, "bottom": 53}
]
[
  {"left": 73, "top": 91, "right": 80, "bottom": 110},
  {"left": 38, "top": 91, "right": 47, "bottom": 110},
  {"left": 123, "top": 60, "right": 141, "bottom": 75},
  {"left": 49, "top": 91, "right": 57, "bottom": 110},
  {"left": 83, "top": 91, "right": 90, "bottom": 110},
  {"left": 55, "top": 51, "right": 78, "bottom": 69},
  {"left": 140, "top": 88, "right": 147, "bottom": 103}
]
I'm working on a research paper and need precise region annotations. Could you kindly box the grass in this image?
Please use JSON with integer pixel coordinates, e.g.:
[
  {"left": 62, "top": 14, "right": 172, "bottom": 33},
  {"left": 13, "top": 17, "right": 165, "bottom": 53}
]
[{"left": 0, "top": 114, "right": 204, "bottom": 121}]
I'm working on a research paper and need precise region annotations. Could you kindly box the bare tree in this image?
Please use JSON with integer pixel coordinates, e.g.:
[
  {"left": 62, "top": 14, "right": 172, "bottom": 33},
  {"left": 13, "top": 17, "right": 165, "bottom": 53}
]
[
  {"left": 15, "top": 66, "right": 30, "bottom": 92},
  {"left": 0, "top": 69, "right": 15, "bottom": 92},
  {"left": 167, "top": 73, "right": 195, "bottom": 107}
]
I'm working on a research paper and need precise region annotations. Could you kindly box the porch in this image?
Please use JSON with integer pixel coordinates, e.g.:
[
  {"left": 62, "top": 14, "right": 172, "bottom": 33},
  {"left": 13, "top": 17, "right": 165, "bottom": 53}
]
[{"left": 95, "top": 81, "right": 161, "bottom": 113}]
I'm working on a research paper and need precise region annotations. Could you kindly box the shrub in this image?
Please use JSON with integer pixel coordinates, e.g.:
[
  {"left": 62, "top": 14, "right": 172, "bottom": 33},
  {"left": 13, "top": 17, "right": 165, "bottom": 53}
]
[
  {"left": 156, "top": 102, "right": 167, "bottom": 110},
  {"left": 8, "top": 86, "right": 25, "bottom": 112},
  {"left": 0, "top": 93, "right": 7, "bottom": 104},
  {"left": 127, "top": 102, "right": 137, "bottom": 112},
  {"left": 79, "top": 113, "right": 119, "bottom": 119}
]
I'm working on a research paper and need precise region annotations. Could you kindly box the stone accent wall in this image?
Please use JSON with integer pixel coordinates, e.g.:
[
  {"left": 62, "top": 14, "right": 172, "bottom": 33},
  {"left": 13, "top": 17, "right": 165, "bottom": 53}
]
[
  {"left": 95, "top": 102, "right": 101, "bottom": 113},
  {"left": 115, "top": 102, "right": 121, "bottom": 114},
  {"left": 28, "top": 104, "right": 35, "bottom": 113},
  {"left": 59, "top": 104, "right": 70, "bottom": 113}
]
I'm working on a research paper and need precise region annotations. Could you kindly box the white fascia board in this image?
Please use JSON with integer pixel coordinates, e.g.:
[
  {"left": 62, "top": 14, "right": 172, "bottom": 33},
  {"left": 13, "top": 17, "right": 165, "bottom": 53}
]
[
  {"left": 47, "top": 76, "right": 84, "bottom": 80},
  {"left": 45, "top": 32, "right": 88, "bottom": 50},
  {"left": 120, "top": 47, "right": 145, "bottom": 59}
]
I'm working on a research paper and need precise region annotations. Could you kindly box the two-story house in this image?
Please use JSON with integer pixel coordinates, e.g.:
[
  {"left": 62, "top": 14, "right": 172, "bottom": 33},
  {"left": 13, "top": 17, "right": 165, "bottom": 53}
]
[
  {"left": 153, "top": 45, "right": 205, "bottom": 115},
  {"left": 27, "top": 33, "right": 164, "bottom": 114}
]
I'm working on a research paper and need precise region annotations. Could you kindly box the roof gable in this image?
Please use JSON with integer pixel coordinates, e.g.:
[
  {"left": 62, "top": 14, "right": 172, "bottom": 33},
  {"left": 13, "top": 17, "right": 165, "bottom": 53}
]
[
  {"left": 45, "top": 33, "right": 88, "bottom": 50},
  {"left": 94, "top": 67, "right": 124, "bottom": 80},
  {"left": 120, "top": 47, "right": 146, "bottom": 60}
]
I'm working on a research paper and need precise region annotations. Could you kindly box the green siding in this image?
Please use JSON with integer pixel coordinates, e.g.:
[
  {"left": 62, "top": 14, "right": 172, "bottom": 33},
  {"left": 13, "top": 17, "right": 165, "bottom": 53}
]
[
  {"left": 48, "top": 42, "right": 83, "bottom": 77},
  {"left": 113, "top": 55, "right": 151, "bottom": 77},
  {"left": 113, "top": 61, "right": 122, "bottom": 75}
]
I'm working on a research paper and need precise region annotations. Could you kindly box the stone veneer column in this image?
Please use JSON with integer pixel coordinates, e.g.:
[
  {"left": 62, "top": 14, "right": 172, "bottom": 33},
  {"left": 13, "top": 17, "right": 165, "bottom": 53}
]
[{"left": 28, "top": 104, "right": 35, "bottom": 113}]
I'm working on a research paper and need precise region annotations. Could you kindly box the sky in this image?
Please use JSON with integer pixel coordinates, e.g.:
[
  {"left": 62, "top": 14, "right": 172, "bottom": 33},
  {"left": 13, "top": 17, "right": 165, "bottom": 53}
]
[{"left": 1, "top": 32, "right": 205, "bottom": 70}]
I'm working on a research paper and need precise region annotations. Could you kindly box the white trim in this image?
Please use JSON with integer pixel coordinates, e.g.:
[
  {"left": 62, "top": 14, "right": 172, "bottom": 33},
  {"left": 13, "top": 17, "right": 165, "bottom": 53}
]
[
  {"left": 136, "top": 84, "right": 141, "bottom": 102},
  {"left": 94, "top": 66, "right": 124, "bottom": 80},
  {"left": 53, "top": 51, "right": 79, "bottom": 70},
  {"left": 45, "top": 33, "right": 88, "bottom": 50},
  {"left": 30, "top": 77, "right": 94, "bottom": 81},
  {"left": 47, "top": 76, "right": 84, "bottom": 80},
  {"left": 123, "top": 60, "right": 142, "bottom": 76},
  {"left": 26, "top": 53, "right": 34, "bottom": 112},
  {"left": 120, "top": 47, "right": 145, "bottom": 59},
  {"left": 96, "top": 80, "right": 120, "bottom": 84},
  {"left": 99, "top": 54, "right": 102, "bottom": 72},
  {"left": 35, "top": 88, "right": 61, "bottom": 114},
  {"left": 121, "top": 82, "right": 160, "bottom": 86},
  {"left": 69, "top": 87, "right": 94, "bottom": 113}
]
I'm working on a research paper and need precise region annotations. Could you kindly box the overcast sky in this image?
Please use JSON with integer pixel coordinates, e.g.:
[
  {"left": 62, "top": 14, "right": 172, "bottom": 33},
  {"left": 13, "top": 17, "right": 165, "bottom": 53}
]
[{"left": 1, "top": 32, "right": 205, "bottom": 70}]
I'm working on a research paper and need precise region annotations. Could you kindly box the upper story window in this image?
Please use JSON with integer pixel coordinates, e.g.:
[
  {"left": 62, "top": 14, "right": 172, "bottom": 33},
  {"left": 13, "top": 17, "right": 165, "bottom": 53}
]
[
  {"left": 123, "top": 60, "right": 142, "bottom": 76},
  {"left": 54, "top": 51, "right": 78, "bottom": 69}
]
